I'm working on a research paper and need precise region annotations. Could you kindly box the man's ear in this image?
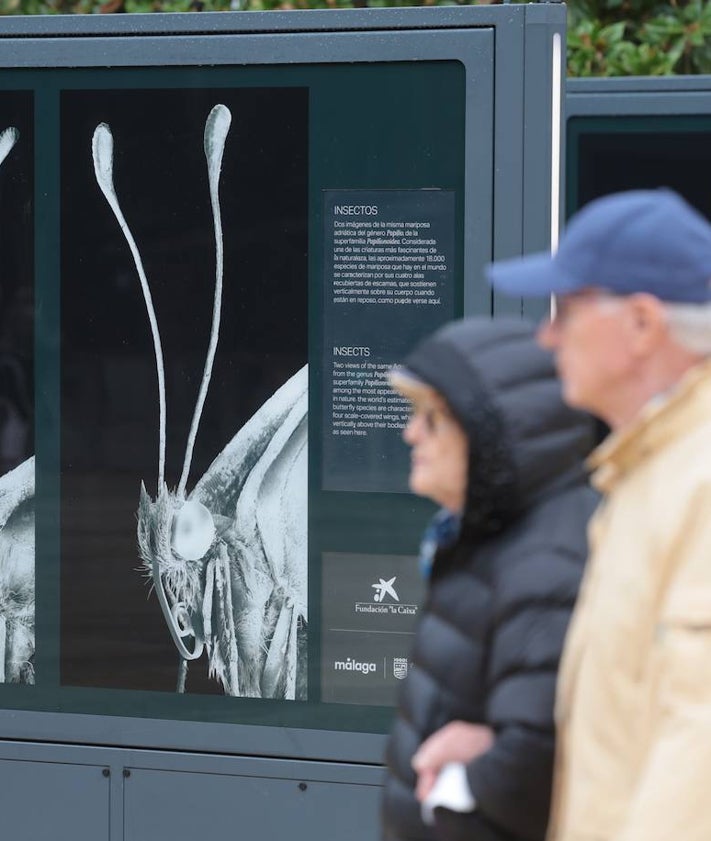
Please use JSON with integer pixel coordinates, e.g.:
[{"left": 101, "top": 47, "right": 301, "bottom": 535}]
[{"left": 626, "top": 293, "right": 668, "bottom": 356}]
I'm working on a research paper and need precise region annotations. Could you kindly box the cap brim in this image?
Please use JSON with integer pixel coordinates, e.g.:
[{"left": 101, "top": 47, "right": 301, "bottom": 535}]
[{"left": 486, "top": 251, "right": 581, "bottom": 298}]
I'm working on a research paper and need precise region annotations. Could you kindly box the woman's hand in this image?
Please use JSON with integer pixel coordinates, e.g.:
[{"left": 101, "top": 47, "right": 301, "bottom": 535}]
[{"left": 412, "top": 721, "right": 495, "bottom": 802}]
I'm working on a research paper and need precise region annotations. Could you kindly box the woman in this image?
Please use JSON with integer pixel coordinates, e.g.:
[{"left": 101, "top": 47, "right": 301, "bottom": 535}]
[{"left": 382, "top": 318, "right": 597, "bottom": 841}]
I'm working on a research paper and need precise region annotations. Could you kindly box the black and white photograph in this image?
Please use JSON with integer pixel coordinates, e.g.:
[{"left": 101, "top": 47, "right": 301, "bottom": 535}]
[
  {"left": 0, "top": 92, "right": 34, "bottom": 687},
  {"left": 60, "top": 86, "right": 308, "bottom": 699}
]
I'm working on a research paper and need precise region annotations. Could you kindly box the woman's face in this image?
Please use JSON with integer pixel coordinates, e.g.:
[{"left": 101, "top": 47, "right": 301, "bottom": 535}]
[{"left": 402, "top": 385, "right": 468, "bottom": 513}]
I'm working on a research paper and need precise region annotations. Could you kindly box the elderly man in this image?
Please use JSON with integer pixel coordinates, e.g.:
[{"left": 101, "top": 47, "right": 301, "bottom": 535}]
[{"left": 486, "top": 188, "right": 711, "bottom": 841}]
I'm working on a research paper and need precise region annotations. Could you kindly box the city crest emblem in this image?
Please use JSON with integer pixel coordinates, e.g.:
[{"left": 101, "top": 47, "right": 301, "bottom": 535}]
[{"left": 393, "top": 657, "right": 409, "bottom": 680}]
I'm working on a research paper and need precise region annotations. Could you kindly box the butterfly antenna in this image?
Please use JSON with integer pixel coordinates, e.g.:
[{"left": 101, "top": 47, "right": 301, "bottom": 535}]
[
  {"left": 178, "top": 104, "right": 232, "bottom": 499},
  {"left": 92, "top": 123, "right": 167, "bottom": 491}
]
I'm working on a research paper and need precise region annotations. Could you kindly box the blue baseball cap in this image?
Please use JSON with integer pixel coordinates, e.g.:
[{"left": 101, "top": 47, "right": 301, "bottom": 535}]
[{"left": 487, "top": 189, "right": 711, "bottom": 304}]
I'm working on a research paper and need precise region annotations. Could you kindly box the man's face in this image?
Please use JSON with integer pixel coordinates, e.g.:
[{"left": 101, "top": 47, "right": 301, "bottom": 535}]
[
  {"left": 537, "top": 288, "right": 636, "bottom": 420},
  {"left": 402, "top": 386, "right": 468, "bottom": 513}
]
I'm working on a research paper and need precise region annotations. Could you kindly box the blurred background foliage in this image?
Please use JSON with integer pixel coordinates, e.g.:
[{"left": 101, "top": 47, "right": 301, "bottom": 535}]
[
  {"left": 567, "top": 0, "right": 710, "bottom": 75},
  {"left": 0, "top": 0, "right": 709, "bottom": 76}
]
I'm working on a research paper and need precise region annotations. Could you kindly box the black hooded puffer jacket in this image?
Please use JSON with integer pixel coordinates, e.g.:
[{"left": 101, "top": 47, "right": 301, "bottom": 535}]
[{"left": 382, "top": 318, "right": 598, "bottom": 841}]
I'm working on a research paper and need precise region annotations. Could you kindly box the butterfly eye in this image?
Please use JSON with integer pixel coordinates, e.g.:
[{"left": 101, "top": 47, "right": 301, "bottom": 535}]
[{"left": 171, "top": 500, "right": 215, "bottom": 561}]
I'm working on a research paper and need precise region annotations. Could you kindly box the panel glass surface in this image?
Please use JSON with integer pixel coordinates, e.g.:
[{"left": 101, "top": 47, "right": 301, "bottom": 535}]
[
  {"left": 0, "top": 91, "right": 34, "bottom": 689},
  {"left": 567, "top": 115, "right": 711, "bottom": 220},
  {"left": 0, "top": 60, "right": 467, "bottom": 734}
]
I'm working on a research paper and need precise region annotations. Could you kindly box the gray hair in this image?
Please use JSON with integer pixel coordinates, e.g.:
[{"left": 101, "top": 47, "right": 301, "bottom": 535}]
[{"left": 664, "top": 301, "right": 711, "bottom": 356}]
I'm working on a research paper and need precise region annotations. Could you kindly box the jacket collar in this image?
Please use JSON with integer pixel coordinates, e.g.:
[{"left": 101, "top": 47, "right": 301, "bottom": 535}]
[{"left": 588, "top": 357, "right": 711, "bottom": 494}]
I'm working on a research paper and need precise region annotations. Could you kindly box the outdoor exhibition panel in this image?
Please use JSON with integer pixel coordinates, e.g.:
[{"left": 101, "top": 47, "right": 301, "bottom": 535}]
[
  {"left": 0, "top": 8, "right": 564, "bottom": 839},
  {"left": 566, "top": 76, "right": 711, "bottom": 220}
]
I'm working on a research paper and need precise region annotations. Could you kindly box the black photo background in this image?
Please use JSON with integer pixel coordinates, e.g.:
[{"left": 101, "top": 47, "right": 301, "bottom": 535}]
[
  {"left": 0, "top": 91, "right": 35, "bottom": 686},
  {"left": 0, "top": 91, "right": 33, "bottom": 478},
  {"left": 60, "top": 87, "right": 308, "bottom": 694}
]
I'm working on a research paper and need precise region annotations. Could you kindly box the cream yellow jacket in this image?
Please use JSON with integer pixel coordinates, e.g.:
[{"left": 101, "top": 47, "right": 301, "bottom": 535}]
[{"left": 548, "top": 359, "right": 711, "bottom": 841}]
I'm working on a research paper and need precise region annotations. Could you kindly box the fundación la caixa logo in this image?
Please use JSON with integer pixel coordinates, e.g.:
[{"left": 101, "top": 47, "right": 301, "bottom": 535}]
[
  {"left": 354, "top": 575, "right": 419, "bottom": 616},
  {"left": 332, "top": 573, "right": 417, "bottom": 681}
]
